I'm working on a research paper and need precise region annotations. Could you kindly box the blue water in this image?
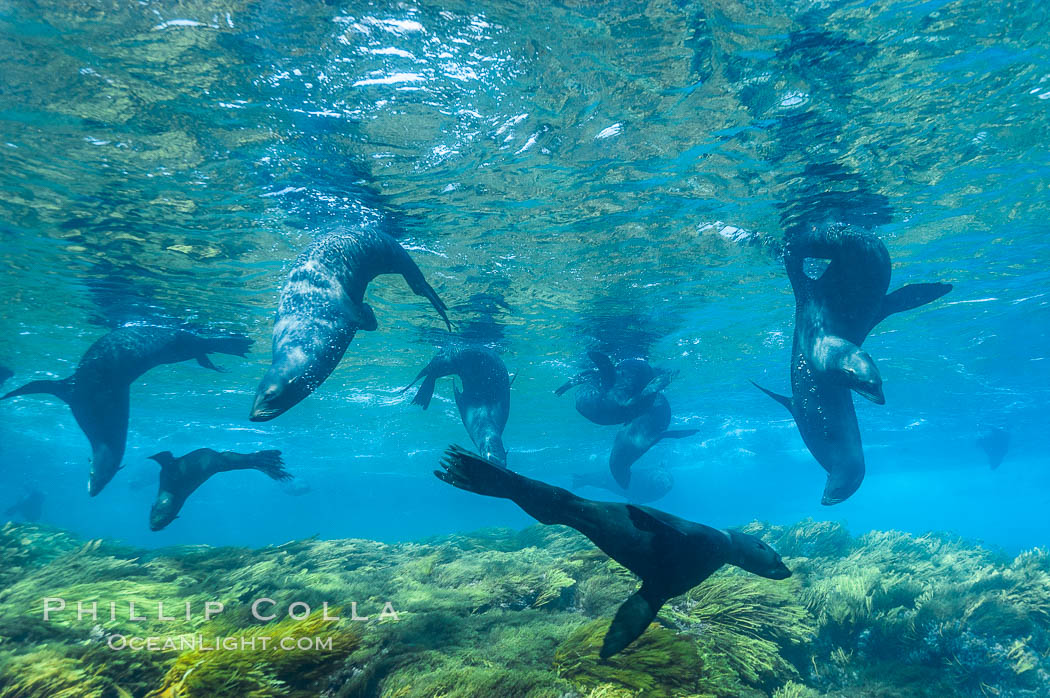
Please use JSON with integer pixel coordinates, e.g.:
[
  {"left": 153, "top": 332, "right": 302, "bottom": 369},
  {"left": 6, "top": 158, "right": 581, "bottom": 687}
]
[{"left": 0, "top": 0, "right": 1047, "bottom": 554}]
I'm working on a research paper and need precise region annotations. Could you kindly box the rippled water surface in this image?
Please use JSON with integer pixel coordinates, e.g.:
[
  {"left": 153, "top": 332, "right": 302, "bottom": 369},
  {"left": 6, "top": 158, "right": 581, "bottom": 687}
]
[{"left": 1, "top": 0, "right": 1047, "bottom": 549}]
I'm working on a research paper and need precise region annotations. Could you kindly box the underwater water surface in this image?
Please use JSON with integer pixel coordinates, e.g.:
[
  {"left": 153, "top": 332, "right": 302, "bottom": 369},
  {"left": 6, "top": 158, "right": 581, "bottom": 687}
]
[{"left": 0, "top": 0, "right": 1048, "bottom": 696}]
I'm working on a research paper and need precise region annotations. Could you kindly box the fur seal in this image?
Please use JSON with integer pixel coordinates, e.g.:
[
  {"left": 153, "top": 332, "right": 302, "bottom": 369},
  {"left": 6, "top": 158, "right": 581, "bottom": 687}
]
[
  {"left": 754, "top": 225, "right": 951, "bottom": 504},
  {"left": 977, "top": 427, "right": 1009, "bottom": 470},
  {"left": 609, "top": 393, "right": 698, "bottom": 488},
  {"left": 2, "top": 327, "right": 251, "bottom": 496},
  {"left": 436, "top": 445, "right": 791, "bottom": 658},
  {"left": 405, "top": 345, "right": 511, "bottom": 466},
  {"left": 147, "top": 449, "right": 291, "bottom": 531},
  {"left": 4, "top": 489, "right": 43, "bottom": 522},
  {"left": 555, "top": 352, "right": 673, "bottom": 426},
  {"left": 251, "top": 226, "right": 451, "bottom": 422},
  {"left": 572, "top": 463, "right": 674, "bottom": 504}
]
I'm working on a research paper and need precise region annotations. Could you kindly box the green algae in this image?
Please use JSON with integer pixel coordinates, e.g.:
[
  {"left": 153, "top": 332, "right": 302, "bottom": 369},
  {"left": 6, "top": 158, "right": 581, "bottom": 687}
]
[{"left": 0, "top": 520, "right": 1048, "bottom": 698}]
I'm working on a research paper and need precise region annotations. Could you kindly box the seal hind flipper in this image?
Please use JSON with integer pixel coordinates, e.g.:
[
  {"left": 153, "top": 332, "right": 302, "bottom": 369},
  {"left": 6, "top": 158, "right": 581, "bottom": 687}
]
[
  {"left": 750, "top": 381, "right": 793, "bottom": 415},
  {"left": 246, "top": 450, "right": 292, "bottom": 481},
  {"left": 600, "top": 584, "right": 667, "bottom": 659},
  {"left": 875, "top": 282, "right": 953, "bottom": 327},
  {"left": 435, "top": 445, "right": 517, "bottom": 498},
  {"left": 587, "top": 351, "right": 617, "bottom": 388},
  {"left": 2, "top": 378, "right": 74, "bottom": 404}
]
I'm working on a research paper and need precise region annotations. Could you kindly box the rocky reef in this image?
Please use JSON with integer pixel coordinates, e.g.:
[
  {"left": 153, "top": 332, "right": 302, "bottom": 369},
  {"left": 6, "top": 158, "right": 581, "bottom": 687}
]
[{"left": 0, "top": 519, "right": 1047, "bottom": 697}]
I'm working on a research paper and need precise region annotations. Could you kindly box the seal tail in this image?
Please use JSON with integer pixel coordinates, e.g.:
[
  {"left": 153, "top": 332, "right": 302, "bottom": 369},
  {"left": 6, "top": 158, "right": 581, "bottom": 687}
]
[
  {"left": 600, "top": 585, "right": 666, "bottom": 659},
  {"left": 434, "top": 445, "right": 519, "bottom": 498},
  {"left": 246, "top": 450, "right": 292, "bottom": 481},
  {"left": 2, "top": 378, "right": 73, "bottom": 404}
]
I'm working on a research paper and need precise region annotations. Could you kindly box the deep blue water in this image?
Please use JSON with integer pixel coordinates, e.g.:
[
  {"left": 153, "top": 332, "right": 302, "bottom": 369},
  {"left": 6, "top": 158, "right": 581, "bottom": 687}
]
[{"left": 0, "top": 0, "right": 1047, "bottom": 553}]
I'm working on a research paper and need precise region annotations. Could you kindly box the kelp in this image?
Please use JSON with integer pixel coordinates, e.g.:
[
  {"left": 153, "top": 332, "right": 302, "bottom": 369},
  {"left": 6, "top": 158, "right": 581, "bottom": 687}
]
[{"left": 0, "top": 521, "right": 1048, "bottom": 697}]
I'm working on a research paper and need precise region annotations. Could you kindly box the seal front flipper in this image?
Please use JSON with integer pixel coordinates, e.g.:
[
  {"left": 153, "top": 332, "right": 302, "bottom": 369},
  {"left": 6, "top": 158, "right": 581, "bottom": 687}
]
[
  {"left": 875, "top": 282, "right": 953, "bottom": 326},
  {"left": 401, "top": 270, "right": 452, "bottom": 331},
  {"left": 555, "top": 369, "right": 595, "bottom": 396},
  {"left": 587, "top": 351, "right": 617, "bottom": 389},
  {"left": 196, "top": 354, "right": 226, "bottom": 373},
  {"left": 660, "top": 429, "right": 699, "bottom": 440},
  {"left": 600, "top": 584, "right": 667, "bottom": 659},
  {"left": 349, "top": 301, "right": 378, "bottom": 332},
  {"left": 626, "top": 370, "right": 676, "bottom": 408},
  {"left": 626, "top": 504, "right": 688, "bottom": 547},
  {"left": 750, "top": 381, "right": 793, "bottom": 415},
  {"left": 410, "top": 370, "right": 440, "bottom": 409},
  {"left": 2, "top": 377, "right": 74, "bottom": 404}
]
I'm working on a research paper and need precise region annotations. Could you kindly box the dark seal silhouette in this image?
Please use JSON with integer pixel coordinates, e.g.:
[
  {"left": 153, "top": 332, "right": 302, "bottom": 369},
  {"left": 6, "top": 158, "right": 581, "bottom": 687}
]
[
  {"left": 251, "top": 226, "right": 451, "bottom": 422},
  {"left": 555, "top": 352, "right": 672, "bottom": 426},
  {"left": 572, "top": 463, "right": 674, "bottom": 504},
  {"left": 977, "top": 427, "right": 1010, "bottom": 470},
  {"left": 148, "top": 449, "right": 292, "bottom": 531},
  {"left": 405, "top": 345, "right": 512, "bottom": 466},
  {"left": 608, "top": 394, "right": 698, "bottom": 488},
  {"left": 435, "top": 445, "right": 791, "bottom": 658},
  {"left": 4, "top": 489, "right": 44, "bottom": 522},
  {"left": 0, "top": 365, "right": 12, "bottom": 386},
  {"left": 2, "top": 327, "right": 251, "bottom": 496},
  {"left": 754, "top": 225, "right": 951, "bottom": 504}
]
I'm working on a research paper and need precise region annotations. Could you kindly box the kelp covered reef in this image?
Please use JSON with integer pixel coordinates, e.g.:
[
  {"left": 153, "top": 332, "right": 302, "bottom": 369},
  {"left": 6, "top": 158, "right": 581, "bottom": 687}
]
[{"left": 0, "top": 519, "right": 1048, "bottom": 697}]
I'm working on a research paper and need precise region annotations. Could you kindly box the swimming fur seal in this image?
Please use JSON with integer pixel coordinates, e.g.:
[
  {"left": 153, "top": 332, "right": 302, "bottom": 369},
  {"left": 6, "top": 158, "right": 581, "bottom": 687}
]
[
  {"left": 2, "top": 327, "right": 251, "bottom": 496},
  {"left": 555, "top": 352, "right": 673, "bottom": 426},
  {"left": 250, "top": 227, "right": 451, "bottom": 422},
  {"left": 405, "top": 345, "right": 511, "bottom": 466},
  {"left": 609, "top": 393, "right": 698, "bottom": 488},
  {"left": 436, "top": 445, "right": 791, "bottom": 658},
  {"left": 148, "top": 449, "right": 291, "bottom": 531},
  {"left": 572, "top": 463, "right": 674, "bottom": 504},
  {"left": 754, "top": 224, "right": 951, "bottom": 504},
  {"left": 4, "top": 489, "right": 43, "bottom": 522},
  {"left": 977, "top": 427, "right": 1010, "bottom": 470}
]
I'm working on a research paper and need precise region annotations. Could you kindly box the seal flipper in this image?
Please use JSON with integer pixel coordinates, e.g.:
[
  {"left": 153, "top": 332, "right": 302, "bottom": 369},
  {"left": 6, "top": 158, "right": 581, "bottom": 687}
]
[
  {"left": 750, "top": 381, "right": 793, "bottom": 415},
  {"left": 555, "top": 369, "right": 595, "bottom": 396},
  {"left": 2, "top": 377, "right": 74, "bottom": 404},
  {"left": 660, "top": 429, "right": 699, "bottom": 440},
  {"left": 434, "top": 444, "right": 518, "bottom": 498},
  {"left": 875, "top": 282, "right": 953, "bottom": 327},
  {"left": 244, "top": 450, "right": 292, "bottom": 481},
  {"left": 411, "top": 372, "right": 440, "bottom": 409},
  {"left": 587, "top": 352, "right": 617, "bottom": 389},
  {"left": 626, "top": 504, "right": 689, "bottom": 545},
  {"left": 349, "top": 301, "right": 378, "bottom": 332},
  {"left": 148, "top": 451, "right": 177, "bottom": 469},
  {"left": 402, "top": 274, "right": 452, "bottom": 331},
  {"left": 600, "top": 584, "right": 667, "bottom": 659},
  {"left": 196, "top": 354, "right": 226, "bottom": 373}
]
